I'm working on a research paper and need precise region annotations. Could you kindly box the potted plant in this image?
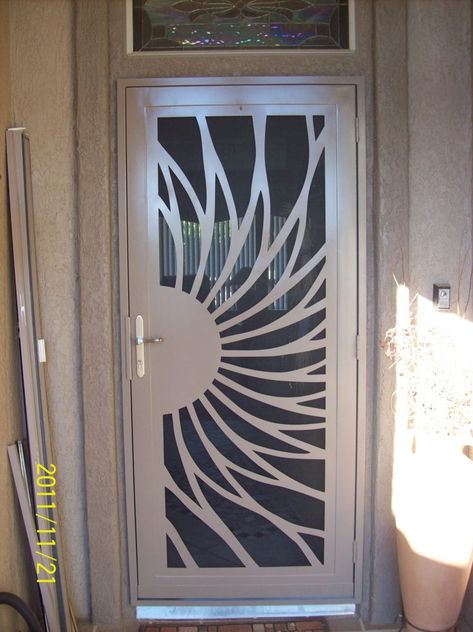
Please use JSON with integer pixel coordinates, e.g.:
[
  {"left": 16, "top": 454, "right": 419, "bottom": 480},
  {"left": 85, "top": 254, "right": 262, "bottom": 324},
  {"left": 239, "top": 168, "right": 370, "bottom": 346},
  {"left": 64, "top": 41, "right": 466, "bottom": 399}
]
[{"left": 384, "top": 285, "right": 473, "bottom": 632}]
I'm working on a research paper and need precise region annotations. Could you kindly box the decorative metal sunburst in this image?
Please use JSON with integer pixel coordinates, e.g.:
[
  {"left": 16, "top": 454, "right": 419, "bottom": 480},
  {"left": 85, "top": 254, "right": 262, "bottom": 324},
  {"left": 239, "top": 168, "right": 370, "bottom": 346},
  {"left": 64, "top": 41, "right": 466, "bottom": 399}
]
[{"left": 149, "top": 113, "right": 328, "bottom": 569}]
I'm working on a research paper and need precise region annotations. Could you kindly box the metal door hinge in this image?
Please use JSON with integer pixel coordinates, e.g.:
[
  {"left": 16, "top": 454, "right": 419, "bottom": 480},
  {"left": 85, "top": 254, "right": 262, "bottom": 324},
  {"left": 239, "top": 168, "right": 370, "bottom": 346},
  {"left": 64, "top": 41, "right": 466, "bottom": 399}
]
[
  {"left": 355, "top": 117, "right": 360, "bottom": 143},
  {"left": 355, "top": 335, "right": 360, "bottom": 360},
  {"left": 353, "top": 540, "right": 358, "bottom": 564}
]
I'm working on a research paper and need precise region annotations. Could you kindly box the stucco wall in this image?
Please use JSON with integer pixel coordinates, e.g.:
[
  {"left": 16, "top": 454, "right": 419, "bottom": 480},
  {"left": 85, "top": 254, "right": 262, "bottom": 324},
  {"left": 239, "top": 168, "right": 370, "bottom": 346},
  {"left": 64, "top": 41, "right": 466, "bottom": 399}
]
[
  {"left": 370, "top": 0, "right": 409, "bottom": 621},
  {"left": 0, "top": 1, "right": 35, "bottom": 630},
  {"left": 3, "top": 0, "right": 473, "bottom": 628},
  {"left": 9, "top": 0, "right": 90, "bottom": 618},
  {"left": 408, "top": 0, "right": 473, "bottom": 313},
  {"left": 76, "top": 0, "right": 121, "bottom": 622},
  {"left": 405, "top": 1, "right": 473, "bottom": 627}
]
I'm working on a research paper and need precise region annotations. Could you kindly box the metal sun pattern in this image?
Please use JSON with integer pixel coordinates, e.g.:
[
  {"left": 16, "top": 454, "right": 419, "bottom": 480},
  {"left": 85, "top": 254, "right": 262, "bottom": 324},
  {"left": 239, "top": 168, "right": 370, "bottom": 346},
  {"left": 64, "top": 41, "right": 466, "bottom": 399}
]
[{"left": 153, "top": 114, "right": 329, "bottom": 569}]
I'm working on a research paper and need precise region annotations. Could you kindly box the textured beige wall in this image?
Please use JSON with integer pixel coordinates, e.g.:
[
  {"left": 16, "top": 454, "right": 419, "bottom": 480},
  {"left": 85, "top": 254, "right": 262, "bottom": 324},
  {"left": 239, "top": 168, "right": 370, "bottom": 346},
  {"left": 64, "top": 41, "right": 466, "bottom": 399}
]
[
  {"left": 405, "top": 0, "right": 473, "bottom": 627},
  {"left": 461, "top": 7, "right": 473, "bottom": 629},
  {"left": 75, "top": 0, "right": 121, "bottom": 623},
  {"left": 370, "top": 0, "right": 473, "bottom": 622},
  {"left": 0, "top": 1, "right": 35, "bottom": 630},
  {"left": 6, "top": 0, "right": 473, "bottom": 628},
  {"left": 369, "top": 1, "right": 409, "bottom": 621},
  {"left": 9, "top": 0, "right": 90, "bottom": 618},
  {"left": 408, "top": 0, "right": 473, "bottom": 313}
]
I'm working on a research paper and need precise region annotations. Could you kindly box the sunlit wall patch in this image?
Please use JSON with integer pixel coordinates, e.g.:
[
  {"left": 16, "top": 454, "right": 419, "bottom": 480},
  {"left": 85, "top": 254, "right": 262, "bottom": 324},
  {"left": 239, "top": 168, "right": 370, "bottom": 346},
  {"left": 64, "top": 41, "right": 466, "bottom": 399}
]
[{"left": 131, "top": 0, "right": 350, "bottom": 51}]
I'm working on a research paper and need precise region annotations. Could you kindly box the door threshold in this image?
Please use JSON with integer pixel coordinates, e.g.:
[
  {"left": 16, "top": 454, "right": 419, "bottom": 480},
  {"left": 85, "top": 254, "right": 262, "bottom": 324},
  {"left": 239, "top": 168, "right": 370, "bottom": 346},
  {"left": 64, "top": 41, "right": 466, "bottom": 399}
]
[{"left": 137, "top": 604, "right": 356, "bottom": 621}]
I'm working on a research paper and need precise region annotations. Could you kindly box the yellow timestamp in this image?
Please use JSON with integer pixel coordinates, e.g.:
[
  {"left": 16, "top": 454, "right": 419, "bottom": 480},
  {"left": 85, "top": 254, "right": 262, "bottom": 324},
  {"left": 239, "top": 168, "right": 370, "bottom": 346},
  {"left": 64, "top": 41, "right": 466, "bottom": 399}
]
[{"left": 34, "top": 463, "right": 58, "bottom": 584}]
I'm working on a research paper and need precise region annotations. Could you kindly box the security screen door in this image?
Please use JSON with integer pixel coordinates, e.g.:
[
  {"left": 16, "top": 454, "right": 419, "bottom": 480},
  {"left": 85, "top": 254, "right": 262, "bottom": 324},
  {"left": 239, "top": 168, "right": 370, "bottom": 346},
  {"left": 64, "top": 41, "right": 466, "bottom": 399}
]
[{"left": 123, "top": 80, "right": 359, "bottom": 602}]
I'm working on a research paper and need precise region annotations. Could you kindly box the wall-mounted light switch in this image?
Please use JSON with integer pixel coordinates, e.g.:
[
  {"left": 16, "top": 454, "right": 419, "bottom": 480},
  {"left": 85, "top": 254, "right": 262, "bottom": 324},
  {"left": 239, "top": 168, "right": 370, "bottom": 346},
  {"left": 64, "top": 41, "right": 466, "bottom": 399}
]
[{"left": 433, "top": 284, "right": 451, "bottom": 310}]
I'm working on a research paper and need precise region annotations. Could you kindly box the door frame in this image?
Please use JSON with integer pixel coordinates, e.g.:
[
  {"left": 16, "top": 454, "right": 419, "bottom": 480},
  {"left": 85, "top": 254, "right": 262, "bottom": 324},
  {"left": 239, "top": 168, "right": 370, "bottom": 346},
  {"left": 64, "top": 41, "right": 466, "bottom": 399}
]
[{"left": 117, "top": 76, "right": 367, "bottom": 607}]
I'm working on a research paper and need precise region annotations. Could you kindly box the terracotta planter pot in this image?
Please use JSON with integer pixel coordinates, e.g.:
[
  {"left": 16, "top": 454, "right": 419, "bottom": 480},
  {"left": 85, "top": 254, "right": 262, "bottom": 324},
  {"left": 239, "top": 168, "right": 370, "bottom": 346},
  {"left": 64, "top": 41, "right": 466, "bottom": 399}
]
[{"left": 395, "top": 440, "right": 473, "bottom": 632}]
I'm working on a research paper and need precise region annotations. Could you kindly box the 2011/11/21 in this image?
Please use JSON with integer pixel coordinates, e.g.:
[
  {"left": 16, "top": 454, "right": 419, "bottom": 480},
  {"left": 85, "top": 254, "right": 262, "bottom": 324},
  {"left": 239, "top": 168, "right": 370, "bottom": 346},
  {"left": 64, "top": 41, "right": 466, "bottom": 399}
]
[{"left": 35, "top": 463, "right": 58, "bottom": 583}]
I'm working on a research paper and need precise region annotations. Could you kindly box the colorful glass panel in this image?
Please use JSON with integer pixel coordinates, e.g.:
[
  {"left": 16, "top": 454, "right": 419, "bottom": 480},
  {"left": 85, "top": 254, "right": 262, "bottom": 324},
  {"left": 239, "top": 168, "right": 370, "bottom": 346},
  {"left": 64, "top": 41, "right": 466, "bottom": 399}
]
[{"left": 132, "top": 0, "right": 349, "bottom": 50}]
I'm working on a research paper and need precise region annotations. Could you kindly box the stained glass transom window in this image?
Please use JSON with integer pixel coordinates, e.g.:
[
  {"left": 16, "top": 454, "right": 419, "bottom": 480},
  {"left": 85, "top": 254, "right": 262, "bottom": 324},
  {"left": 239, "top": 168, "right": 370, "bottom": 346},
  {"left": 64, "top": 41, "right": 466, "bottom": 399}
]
[{"left": 132, "top": 0, "right": 350, "bottom": 51}]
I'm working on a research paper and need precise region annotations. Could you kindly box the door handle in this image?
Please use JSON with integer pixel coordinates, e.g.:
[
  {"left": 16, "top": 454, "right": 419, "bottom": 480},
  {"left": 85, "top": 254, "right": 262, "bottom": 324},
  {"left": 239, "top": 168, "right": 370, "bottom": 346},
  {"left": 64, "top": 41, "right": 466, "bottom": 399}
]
[
  {"left": 135, "top": 315, "right": 164, "bottom": 378},
  {"left": 136, "top": 336, "right": 164, "bottom": 345}
]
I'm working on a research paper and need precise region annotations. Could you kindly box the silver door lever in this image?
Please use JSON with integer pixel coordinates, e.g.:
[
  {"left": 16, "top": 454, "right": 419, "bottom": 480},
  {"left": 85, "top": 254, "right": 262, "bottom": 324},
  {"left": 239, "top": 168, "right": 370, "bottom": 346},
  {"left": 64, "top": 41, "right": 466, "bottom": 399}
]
[{"left": 136, "top": 336, "right": 164, "bottom": 345}]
